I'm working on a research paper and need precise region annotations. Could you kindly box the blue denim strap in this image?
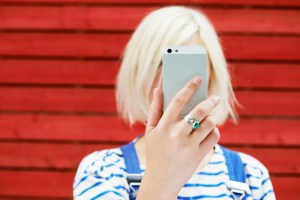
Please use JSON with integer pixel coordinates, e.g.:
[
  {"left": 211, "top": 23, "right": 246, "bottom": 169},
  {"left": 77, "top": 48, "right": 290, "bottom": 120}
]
[
  {"left": 120, "top": 141, "right": 143, "bottom": 200},
  {"left": 120, "top": 141, "right": 142, "bottom": 174},
  {"left": 221, "top": 145, "right": 246, "bottom": 183},
  {"left": 221, "top": 145, "right": 250, "bottom": 199}
]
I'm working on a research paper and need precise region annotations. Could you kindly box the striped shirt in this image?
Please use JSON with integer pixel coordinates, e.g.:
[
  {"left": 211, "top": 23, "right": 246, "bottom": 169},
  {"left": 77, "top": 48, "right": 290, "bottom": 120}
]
[{"left": 73, "top": 141, "right": 275, "bottom": 200}]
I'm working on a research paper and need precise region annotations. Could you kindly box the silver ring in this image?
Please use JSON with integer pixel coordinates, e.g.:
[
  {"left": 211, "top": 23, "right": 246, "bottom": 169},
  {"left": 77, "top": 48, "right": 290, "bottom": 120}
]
[{"left": 183, "top": 115, "right": 200, "bottom": 129}]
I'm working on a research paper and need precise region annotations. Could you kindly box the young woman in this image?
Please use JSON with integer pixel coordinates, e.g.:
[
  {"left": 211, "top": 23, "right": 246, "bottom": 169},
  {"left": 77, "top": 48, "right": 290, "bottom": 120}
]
[{"left": 73, "top": 6, "right": 275, "bottom": 200}]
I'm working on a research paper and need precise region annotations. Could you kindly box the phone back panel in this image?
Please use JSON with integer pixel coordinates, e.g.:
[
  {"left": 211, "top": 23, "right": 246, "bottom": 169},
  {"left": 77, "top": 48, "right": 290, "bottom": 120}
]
[{"left": 162, "top": 45, "right": 207, "bottom": 116}]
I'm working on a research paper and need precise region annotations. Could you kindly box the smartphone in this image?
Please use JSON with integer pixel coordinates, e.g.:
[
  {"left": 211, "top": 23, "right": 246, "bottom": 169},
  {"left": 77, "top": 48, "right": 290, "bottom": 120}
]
[{"left": 162, "top": 45, "right": 207, "bottom": 116}]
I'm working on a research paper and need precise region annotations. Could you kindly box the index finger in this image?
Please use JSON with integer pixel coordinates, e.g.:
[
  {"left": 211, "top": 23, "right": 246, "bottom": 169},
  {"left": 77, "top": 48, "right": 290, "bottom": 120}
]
[{"left": 163, "top": 76, "right": 202, "bottom": 122}]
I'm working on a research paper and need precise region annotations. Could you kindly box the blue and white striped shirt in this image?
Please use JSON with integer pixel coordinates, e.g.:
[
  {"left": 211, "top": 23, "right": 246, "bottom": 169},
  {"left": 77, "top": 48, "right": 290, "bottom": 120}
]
[{"left": 73, "top": 141, "right": 275, "bottom": 199}]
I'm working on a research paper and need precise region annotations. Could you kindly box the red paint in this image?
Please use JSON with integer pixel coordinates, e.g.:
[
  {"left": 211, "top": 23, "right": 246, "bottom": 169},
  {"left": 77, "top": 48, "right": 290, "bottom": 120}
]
[
  {"left": 0, "top": 33, "right": 299, "bottom": 60},
  {"left": 1, "top": 0, "right": 300, "bottom": 7},
  {"left": 0, "top": 7, "right": 299, "bottom": 34},
  {"left": 0, "top": 1, "right": 299, "bottom": 199},
  {"left": 0, "top": 60, "right": 299, "bottom": 88},
  {"left": 0, "top": 88, "right": 299, "bottom": 116}
]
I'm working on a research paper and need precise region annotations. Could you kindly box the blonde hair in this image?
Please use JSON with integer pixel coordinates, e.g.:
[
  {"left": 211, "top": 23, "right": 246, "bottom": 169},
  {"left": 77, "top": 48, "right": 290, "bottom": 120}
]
[{"left": 116, "top": 6, "right": 239, "bottom": 126}]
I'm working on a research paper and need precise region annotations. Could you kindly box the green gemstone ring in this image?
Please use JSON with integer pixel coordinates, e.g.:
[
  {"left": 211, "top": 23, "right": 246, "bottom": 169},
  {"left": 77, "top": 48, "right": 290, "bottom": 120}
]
[{"left": 183, "top": 115, "right": 200, "bottom": 130}]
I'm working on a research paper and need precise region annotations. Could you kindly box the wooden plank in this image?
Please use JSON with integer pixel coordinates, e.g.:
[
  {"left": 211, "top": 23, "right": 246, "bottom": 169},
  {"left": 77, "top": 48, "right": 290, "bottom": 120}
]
[
  {"left": 0, "top": 60, "right": 119, "bottom": 86},
  {"left": 230, "top": 147, "right": 300, "bottom": 175},
  {"left": 0, "top": 197, "right": 70, "bottom": 200},
  {"left": 0, "top": 87, "right": 117, "bottom": 113},
  {"left": 221, "top": 35, "right": 300, "bottom": 61},
  {"left": 0, "top": 196, "right": 70, "bottom": 200},
  {"left": 0, "top": 142, "right": 118, "bottom": 170},
  {"left": 0, "top": 114, "right": 299, "bottom": 145},
  {"left": 230, "top": 63, "right": 300, "bottom": 89},
  {"left": 0, "top": 170, "right": 298, "bottom": 199},
  {"left": 219, "top": 119, "right": 300, "bottom": 146},
  {"left": 272, "top": 177, "right": 300, "bottom": 200},
  {"left": 203, "top": 8, "right": 300, "bottom": 34},
  {"left": 0, "top": 114, "right": 143, "bottom": 142},
  {"left": 0, "top": 7, "right": 299, "bottom": 34},
  {"left": 0, "top": 60, "right": 299, "bottom": 88},
  {"left": 0, "top": 171, "right": 74, "bottom": 197},
  {"left": 1, "top": 0, "right": 299, "bottom": 7},
  {"left": 235, "top": 91, "right": 300, "bottom": 116},
  {"left": 0, "top": 142, "right": 299, "bottom": 174},
  {"left": 0, "top": 33, "right": 299, "bottom": 61},
  {"left": 0, "top": 59, "right": 119, "bottom": 86},
  {"left": 0, "top": 87, "right": 299, "bottom": 116},
  {"left": 0, "top": 33, "right": 129, "bottom": 58}
]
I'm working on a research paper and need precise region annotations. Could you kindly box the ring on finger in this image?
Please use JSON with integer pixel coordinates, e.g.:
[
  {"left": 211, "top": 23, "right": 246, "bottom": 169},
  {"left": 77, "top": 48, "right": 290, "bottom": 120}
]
[{"left": 183, "top": 115, "right": 200, "bottom": 129}]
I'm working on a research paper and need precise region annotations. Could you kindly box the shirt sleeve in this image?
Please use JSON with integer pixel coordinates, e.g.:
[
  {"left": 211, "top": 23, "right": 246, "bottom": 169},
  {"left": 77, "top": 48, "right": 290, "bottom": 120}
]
[
  {"left": 73, "top": 150, "right": 129, "bottom": 200},
  {"left": 239, "top": 152, "right": 276, "bottom": 200}
]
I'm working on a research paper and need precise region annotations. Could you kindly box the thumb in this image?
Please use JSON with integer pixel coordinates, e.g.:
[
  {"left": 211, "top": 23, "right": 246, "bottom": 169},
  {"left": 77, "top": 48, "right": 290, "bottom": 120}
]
[{"left": 146, "top": 88, "right": 163, "bottom": 134}]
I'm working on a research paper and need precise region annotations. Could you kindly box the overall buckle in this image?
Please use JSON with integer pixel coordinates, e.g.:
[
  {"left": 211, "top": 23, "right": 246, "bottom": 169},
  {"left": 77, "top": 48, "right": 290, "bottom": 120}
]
[
  {"left": 127, "top": 174, "right": 143, "bottom": 198},
  {"left": 226, "top": 180, "right": 250, "bottom": 200}
]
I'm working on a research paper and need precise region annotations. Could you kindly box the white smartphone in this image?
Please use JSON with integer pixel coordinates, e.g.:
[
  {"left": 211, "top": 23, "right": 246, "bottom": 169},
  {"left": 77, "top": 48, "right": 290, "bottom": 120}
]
[{"left": 162, "top": 45, "right": 207, "bottom": 116}]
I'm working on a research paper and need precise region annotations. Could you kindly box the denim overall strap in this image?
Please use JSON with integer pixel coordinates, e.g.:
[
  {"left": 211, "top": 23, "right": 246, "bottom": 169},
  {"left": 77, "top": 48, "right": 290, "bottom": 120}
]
[
  {"left": 220, "top": 145, "right": 250, "bottom": 200},
  {"left": 221, "top": 146, "right": 246, "bottom": 183},
  {"left": 120, "top": 141, "right": 143, "bottom": 199},
  {"left": 120, "top": 141, "right": 142, "bottom": 174}
]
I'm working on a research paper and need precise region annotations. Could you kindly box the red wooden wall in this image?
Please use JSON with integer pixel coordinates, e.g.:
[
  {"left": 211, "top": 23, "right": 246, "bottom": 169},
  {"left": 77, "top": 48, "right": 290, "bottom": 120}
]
[{"left": 0, "top": 0, "right": 300, "bottom": 199}]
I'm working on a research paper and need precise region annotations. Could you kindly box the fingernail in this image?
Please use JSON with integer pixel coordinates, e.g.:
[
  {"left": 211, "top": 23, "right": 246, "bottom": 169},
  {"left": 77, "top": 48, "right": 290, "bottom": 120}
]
[
  {"left": 193, "top": 76, "right": 202, "bottom": 84},
  {"left": 212, "top": 95, "right": 220, "bottom": 103}
]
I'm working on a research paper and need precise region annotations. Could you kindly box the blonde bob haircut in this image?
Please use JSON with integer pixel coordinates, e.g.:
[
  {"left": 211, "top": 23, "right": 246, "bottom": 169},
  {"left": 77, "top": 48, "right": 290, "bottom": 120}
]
[{"left": 116, "top": 6, "right": 239, "bottom": 126}]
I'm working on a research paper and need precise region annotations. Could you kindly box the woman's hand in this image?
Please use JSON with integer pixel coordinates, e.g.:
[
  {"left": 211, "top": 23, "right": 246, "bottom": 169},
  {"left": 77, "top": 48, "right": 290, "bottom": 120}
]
[{"left": 136, "top": 76, "right": 221, "bottom": 200}]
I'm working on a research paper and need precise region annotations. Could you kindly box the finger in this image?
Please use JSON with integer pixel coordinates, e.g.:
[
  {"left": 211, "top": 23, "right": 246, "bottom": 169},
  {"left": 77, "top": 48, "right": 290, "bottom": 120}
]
[
  {"left": 164, "top": 76, "right": 202, "bottom": 122},
  {"left": 146, "top": 88, "right": 163, "bottom": 134},
  {"left": 191, "top": 95, "right": 220, "bottom": 123},
  {"left": 181, "top": 95, "right": 220, "bottom": 132},
  {"left": 179, "top": 95, "right": 220, "bottom": 133},
  {"left": 197, "top": 127, "right": 220, "bottom": 157},
  {"left": 189, "top": 115, "right": 217, "bottom": 142}
]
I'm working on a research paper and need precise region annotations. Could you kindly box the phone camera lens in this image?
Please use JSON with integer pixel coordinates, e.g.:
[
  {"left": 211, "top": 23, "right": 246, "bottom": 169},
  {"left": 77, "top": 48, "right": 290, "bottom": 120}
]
[
  {"left": 167, "top": 49, "right": 172, "bottom": 53},
  {"left": 175, "top": 49, "right": 178, "bottom": 52}
]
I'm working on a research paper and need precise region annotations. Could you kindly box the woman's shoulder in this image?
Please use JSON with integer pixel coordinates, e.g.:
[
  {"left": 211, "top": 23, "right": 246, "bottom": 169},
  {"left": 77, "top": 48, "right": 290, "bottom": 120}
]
[
  {"left": 215, "top": 144, "right": 275, "bottom": 199},
  {"left": 237, "top": 151, "right": 269, "bottom": 176},
  {"left": 73, "top": 146, "right": 129, "bottom": 199},
  {"left": 80, "top": 147, "right": 124, "bottom": 165},
  {"left": 75, "top": 146, "right": 126, "bottom": 177},
  {"left": 217, "top": 144, "right": 269, "bottom": 174},
  {"left": 233, "top": 148, "right": 275, "bottom": 199}
]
